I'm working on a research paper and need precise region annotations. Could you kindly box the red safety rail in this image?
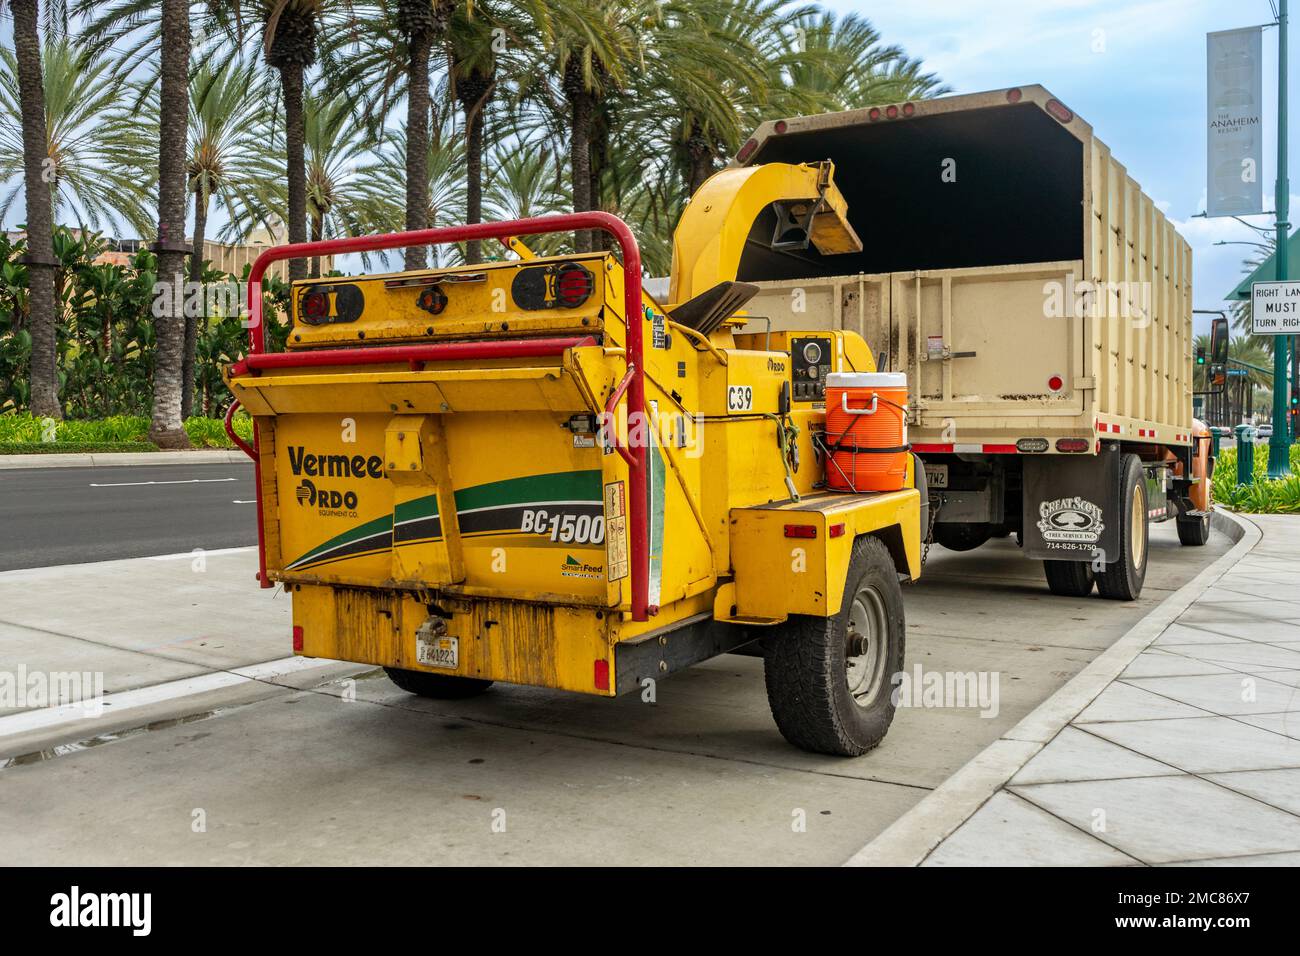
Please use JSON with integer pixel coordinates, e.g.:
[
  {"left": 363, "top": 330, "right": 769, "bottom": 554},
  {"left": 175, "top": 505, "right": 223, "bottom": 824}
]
[{"left": 238, "top": 213, "right": 651, "bottom": 621}]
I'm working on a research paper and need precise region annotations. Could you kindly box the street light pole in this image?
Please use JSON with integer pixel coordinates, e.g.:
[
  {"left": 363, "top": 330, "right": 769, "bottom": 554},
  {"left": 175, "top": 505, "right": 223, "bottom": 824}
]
[{"left": 1270, "top": 0, "right": 1293, "bottom": 477}]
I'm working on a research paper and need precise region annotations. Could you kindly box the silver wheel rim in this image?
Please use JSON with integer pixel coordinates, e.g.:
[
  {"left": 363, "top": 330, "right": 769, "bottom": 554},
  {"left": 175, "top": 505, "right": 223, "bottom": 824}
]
[{"left": 845, "top": 584, "right": 889, "bottom": 708}]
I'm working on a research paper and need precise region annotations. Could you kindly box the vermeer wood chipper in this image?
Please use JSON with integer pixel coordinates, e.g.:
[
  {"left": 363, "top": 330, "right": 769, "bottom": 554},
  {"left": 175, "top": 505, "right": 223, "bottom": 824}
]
[{"left": 225, "top": 163, "right": 923, "bottom": 755}]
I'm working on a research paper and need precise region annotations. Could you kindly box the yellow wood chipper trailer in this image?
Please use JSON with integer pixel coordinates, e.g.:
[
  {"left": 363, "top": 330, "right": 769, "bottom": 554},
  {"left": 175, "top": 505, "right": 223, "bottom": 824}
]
[{"left": 224, "top": 166, "right": 924, "bottom": 756}]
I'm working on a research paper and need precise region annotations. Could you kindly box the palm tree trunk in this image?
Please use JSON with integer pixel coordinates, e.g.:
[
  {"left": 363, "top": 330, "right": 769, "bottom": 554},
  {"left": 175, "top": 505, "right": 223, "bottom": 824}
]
[
  {"left": 11, "top": 0, "right": 61, "bottom": 419},
  {"left": 566, "top": 88, "right": 593, "bottom": 253},
  {"left": 182, "top": 182, "right": 207, "bottom": 419},
  {"left": 403, "top": 22, "right": 433, "bottom": 270},
  {"left": 459, "top": 70, "right": 493, "bottom": 265},
  {"left": 279, "top": 61, "right": 309, "bottom": 281},
  {"left": 310, "top": 214, "right": 323, "bottom": 278},
  {"left": 149, "top": 0, "right": 191, "bottom": 448}
]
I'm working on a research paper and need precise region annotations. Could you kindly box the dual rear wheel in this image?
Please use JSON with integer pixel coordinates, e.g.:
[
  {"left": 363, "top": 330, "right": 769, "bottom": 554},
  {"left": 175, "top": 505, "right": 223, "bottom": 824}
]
[{"left": 1043, "top": 453, "right": 1149, "bottom": 601}]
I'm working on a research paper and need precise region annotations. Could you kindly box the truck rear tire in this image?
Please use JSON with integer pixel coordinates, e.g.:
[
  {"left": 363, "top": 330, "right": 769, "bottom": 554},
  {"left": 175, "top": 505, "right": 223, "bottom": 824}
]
[
  {"left": 1095, "top": 454, "right": 1148, "bottom": 601},
  {"left": 385, "top": 667, "right": 494, "bottom": 699},
  {"left": 1176, "top": 513, "right": 1211, "bottom": 546},
  {"left": 934, "top": 523, "right": 992, "bottom": 552},
  {"left": 761, "top": 535, "right": 905, "bottom": 757},
  {"left": 1043, "top": 560, "right": 1095, "bottom": 597}
]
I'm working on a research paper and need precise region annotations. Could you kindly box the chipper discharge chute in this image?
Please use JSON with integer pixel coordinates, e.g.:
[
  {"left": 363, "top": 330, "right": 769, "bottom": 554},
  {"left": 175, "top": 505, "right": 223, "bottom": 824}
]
[{"left": 225, "top": 195, "right": 922, "bottom": 756}]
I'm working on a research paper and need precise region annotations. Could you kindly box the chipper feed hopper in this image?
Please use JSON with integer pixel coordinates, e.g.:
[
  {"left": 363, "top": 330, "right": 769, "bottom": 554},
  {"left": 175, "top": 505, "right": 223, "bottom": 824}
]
[{"left": 225, "top": 163, "right": 922, "bottom": 756}]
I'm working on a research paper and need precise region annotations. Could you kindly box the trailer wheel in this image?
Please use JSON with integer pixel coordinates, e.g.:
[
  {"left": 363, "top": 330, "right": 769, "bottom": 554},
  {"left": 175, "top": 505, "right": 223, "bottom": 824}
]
[
  {"left": 384, "top": 667, "right": 493, "bottom": 699},
  {"left": 1095, "top": 454, "right": 1148, "bottom": 601},
  {"left": 1043, "top": 560, "right": 1094, "bottom": 597},
  {"left": 1176, "top": 514, "right": 1211, "bottom": 546},
  {"left": 762, "top": 535, "right": 905, "bottom": 757},
  {"left": 934, "top": 523, "right": 992, "bottom": 552}
]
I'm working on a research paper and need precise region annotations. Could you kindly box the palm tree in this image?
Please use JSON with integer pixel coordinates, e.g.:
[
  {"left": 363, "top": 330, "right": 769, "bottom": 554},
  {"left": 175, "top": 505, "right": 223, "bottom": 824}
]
[
  {"left": 4, "top": 0, "right": 60, "bottom": 418},
  {"left": 148, "top": 0, "right": 191, "bottom": 448},
  {"left": 351, "top": 124, "right": 466, "bottom": 267},
  {"left": 395, "top": 0, "right": 454, "bottom": 269},
  {"left": 181, "top": 58, "right": 280, "bottom": 415},
  {"left": 296, "top": 91, "right": 385, "bottom": 275}
]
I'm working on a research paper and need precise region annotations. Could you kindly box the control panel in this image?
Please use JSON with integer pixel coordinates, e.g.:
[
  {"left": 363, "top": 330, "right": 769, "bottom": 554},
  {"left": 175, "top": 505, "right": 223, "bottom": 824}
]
[{"left": 791, "top": 335, "right": 833, "bottom": 402}]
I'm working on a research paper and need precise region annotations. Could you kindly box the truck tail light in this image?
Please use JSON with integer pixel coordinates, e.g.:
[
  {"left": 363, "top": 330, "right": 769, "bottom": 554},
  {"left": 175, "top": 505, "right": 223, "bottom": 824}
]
[
  {"left": 1048, "top": 375, "right": 1064, "bottom": 392},
  {"left": 737, "top": 138, "right": 757, "bottom": 162},
  {"left": 1056, "top": 438, "right": 1089, "bottom": 453},
  {"left": 1045, "top": 99, "right": 1074, "bottom": 123},
  {"left": 594, "top": 659, "right": 610, "bottom": 691},
  {"left": 292, "top": 625, "right": 304, "bottom": 652},
  {"left": 417, "top": 285, "right": 448, "bottom": 315},
  {"left": 1017, "top": 438, "right": 1049, "bottom": 453},
  {"left": 828, "top": 523, "right": 846, "bottom": 538},
  {"left": 302, "top": 291, "right": 328, "bottom": 320},
  {"left": 555, "top": 263, "right": 594, "bottom": 308},
  {"left": 784, "top": 524, "right": 817, "bottom": 538}
]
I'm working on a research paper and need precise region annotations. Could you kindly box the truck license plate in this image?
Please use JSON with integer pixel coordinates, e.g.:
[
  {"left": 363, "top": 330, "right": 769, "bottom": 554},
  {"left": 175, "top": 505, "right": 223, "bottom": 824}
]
[
  {"left": 416, "top": 634, "right": 459, "bottom": 669},
  {"left": 925, "top": 463, "right": 949, "bottom": 489}
]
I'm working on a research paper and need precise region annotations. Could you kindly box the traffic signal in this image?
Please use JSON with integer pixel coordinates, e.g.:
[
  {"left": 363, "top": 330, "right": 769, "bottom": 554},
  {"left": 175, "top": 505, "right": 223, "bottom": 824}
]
[{"left": 1196, "top": 347, "right": 1206, "bottom": 366}]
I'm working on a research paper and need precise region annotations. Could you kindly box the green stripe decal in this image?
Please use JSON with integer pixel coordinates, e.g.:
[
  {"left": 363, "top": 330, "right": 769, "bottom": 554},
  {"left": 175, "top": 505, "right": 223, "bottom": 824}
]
[{"left": 289, "top": 469, "right": 603, "bottom": 569}]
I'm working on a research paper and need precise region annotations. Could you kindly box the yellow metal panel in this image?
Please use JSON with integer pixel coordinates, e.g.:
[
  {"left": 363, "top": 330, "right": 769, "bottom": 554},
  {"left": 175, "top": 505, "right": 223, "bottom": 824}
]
[
  {"left": 730, "top": 489, "right": 919, "bottom": 620},
  {"left": 292, "top": 584, "right": 616, "bottom": 695}
]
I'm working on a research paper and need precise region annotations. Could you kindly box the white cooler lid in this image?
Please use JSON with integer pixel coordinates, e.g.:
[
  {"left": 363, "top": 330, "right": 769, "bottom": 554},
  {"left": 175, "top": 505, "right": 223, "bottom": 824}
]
[{"left": 825, "top": 371, "right": 907, "bottom": 389}]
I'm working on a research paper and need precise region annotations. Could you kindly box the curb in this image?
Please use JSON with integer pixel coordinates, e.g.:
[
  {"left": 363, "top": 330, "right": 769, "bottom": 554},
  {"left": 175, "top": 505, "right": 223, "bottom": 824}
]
[
  {"left": 0, "top": 450, "right": 250, "bottom": 469},
  {"left": 843, "top": 509, "right": 1261, "bottom": 867}
]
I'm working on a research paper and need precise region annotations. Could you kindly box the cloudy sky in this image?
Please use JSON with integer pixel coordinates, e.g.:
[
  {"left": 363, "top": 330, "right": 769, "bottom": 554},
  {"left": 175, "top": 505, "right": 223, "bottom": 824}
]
[{"left": 827, "top": 0, "right": 1297, "bottom": 336}]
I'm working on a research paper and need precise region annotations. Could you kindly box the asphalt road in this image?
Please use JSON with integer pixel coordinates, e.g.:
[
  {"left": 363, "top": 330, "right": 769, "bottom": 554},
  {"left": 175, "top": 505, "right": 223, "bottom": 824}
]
[{"left": 0, "top": 463, "right": 258, "bottom": 570}]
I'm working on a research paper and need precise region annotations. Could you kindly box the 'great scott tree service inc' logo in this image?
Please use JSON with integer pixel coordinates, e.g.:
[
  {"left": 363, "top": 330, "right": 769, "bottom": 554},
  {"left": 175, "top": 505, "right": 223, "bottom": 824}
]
[{"left": 1037, "top": 496, "right": 1104, "bottom": 544}]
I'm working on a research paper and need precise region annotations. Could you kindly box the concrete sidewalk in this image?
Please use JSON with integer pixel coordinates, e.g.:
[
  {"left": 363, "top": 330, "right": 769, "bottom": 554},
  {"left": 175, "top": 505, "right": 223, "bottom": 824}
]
[
  {"left": 853, "top": 512, "right": 1300, "bottom": 867},
  {"left": 0, "top": 450, "right": 248, "bottom": 469}
]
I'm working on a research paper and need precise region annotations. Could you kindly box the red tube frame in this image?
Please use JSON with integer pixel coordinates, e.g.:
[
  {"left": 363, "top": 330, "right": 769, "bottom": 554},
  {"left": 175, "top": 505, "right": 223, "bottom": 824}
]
[{"left": 240, "top": 213, "right": 651, "bottom": 621}]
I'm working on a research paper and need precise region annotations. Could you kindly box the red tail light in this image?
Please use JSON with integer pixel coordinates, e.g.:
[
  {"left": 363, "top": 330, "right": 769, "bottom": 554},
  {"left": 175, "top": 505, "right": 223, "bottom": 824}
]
[
  {"left": 301, "top": 291, "right": 328, "bottom": 321},
  {"left": 784, "top": 524, "right": 817, "bottom": 538},
  {"left": 902, "top": 103, "right": 915, "bottom": 117},
  {"left": 1045, "top": 99, "right": 1074, "bottom": 123},
  {"left": 417, "top": 285, "right": 447, "bottom": 315},
  {"left": 1006, "top": 87, "right": 1023, "bottom": 103},
  {"left": 885, "top": 105, "right": 899, "bottom": 119},
  {"left": 829, "top": 523, "right": 846, "bottom": 538},
  {"left": 555, "top": 263, "right": 594, "bottom": 308},
  {"left": 868, "top": 107, "right": 882, "bottom": 121},
  {"left": 292, "top": 625, "right": 304, "bottom": 652},
  {"left": 1056, "top": 438, "right": 1089, "bottom": 453},
  {"left": 736, "top": 138, "right": 758, "bottom": 162},
  {"left": 593, "top": 659, "right": 610, "bottom": 691}
]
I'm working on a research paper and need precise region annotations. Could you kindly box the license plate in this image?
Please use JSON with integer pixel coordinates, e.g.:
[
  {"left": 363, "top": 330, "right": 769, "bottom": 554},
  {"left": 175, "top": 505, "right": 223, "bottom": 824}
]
[
  {"left": 925, "top": 464, "right": 949, "bottom": 489},
  {"left": 416, "top": 634, "right": 459, "bottom": 669}
]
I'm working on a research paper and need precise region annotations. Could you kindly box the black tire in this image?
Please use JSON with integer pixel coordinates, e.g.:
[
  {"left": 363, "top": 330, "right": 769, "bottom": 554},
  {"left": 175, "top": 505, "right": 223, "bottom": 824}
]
[
  {"left": 762, "top": 535, "right": 905, "bottom": 757},
  {"left": 385, "top": 667, "right": 493, "bottom": 699},
  {"left": 934, "top": 523, "right": 992, "bottom": 552},
  {"left": 1043, "top": 559, "right": 1095, "bottom": 597},
  {"left": 1095, "top": 454, "right": 1148, "bottom": 601},
  {"left": 911, "top": 453, "right": 930, "bottom": 545},
  {"left": 1177, "top": 513, "right": 1211, "bottom": 546}
]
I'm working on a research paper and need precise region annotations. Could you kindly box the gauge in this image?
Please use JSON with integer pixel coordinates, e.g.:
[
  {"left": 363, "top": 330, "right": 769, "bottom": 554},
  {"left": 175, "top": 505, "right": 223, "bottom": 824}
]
[{"left": 802, "top": 341, "right": 823, "bottom": 364}]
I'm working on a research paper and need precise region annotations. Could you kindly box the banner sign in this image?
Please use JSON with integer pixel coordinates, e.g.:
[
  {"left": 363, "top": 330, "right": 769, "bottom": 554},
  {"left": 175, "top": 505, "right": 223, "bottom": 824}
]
[{"left": 1207, "top": 27, "right": 1264, "bottom": 218}]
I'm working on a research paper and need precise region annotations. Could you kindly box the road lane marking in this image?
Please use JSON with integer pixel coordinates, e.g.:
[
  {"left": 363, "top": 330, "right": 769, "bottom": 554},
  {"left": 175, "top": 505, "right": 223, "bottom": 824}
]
[
  {"left": 0, "top": 656, "right": 337, "bottom": 741},
  {"left": 145, "top": 546, "right": 257, "bottom": 561},
  {"left": 232, "top": 500, "right": 256, "bottom": 504},
  {"left": 89, "top": 477, "right": 240, "bottom": 487}
]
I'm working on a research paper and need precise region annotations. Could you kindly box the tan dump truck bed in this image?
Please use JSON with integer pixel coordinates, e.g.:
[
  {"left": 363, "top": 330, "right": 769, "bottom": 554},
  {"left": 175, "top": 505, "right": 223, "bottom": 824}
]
[{"left": 732, "top": 85, "right": 1194, "bottom": 452}]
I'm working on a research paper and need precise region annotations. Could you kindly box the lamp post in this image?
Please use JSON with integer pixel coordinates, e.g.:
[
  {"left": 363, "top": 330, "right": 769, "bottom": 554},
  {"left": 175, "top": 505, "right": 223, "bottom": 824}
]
[{"left": 1270, "top": 0, "right": 1293, "bottom": 477}]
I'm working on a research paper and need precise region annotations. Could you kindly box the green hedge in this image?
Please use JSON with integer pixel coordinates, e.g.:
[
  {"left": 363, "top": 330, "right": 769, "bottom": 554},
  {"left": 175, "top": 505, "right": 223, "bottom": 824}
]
[
  {"left": 1214, "top": 443, "right": 1300, "bottom": 514},
  {"left": 0, "top": 413, "right": 253, "bottom": 450}
]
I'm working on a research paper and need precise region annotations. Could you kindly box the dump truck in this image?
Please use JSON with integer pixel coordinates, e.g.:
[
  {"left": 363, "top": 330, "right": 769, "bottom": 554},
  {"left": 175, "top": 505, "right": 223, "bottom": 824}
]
[
  {"left": 224, "top": 165, "right": 926, "bottom": 756},
  {"left": 726, "top": 85, "right": 1216, "bottom": 600}
]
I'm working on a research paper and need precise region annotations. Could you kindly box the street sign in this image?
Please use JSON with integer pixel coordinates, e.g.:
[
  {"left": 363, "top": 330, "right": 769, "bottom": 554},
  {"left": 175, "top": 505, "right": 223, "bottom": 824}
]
[{"left": 1251, "top": 280, "right": 1300, "bottom": 333}]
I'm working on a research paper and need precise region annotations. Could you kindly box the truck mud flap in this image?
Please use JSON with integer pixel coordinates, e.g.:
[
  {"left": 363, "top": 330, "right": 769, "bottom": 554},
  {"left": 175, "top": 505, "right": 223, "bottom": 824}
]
[{"left": 1021, "top": 446, "right": 1121, "bottom": 563}]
